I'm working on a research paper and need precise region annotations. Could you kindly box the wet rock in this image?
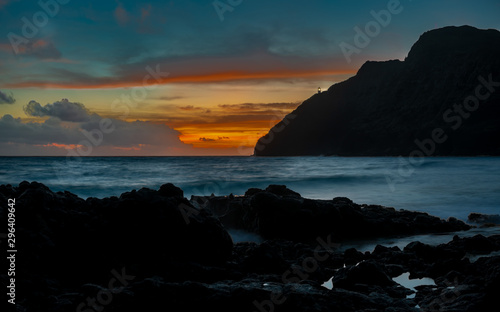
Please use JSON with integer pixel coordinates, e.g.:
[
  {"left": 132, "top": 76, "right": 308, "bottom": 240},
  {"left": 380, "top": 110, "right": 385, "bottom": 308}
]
[
  {"left": 332, "top": 261, "right": 396, "bottom": 289},
  {"left": 468, "top": 212, "right": 500, "bottom": 224},
  {"left": 2, "top": 181, "right": 498, "bottom": 312},
  {"left": 265, "top": 184, "right": 301, "bottom": 198},
  {"left": 244, "top": 187, "right": 263, "bottom": 196},
  {"left": 158, "top": 183, "right": 184, "bottom": 198},
  {"left": 195, "top": 185, "right": 471, "bottom": 242},
  {"left": 344, "top": 248, "right": 366, "bottom": 265}
]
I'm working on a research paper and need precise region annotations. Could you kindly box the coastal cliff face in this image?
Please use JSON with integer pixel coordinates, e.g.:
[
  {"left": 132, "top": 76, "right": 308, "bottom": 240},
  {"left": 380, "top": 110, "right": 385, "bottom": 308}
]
[{"left": 254, "top": 26, "right": 500, "bottom": 156}]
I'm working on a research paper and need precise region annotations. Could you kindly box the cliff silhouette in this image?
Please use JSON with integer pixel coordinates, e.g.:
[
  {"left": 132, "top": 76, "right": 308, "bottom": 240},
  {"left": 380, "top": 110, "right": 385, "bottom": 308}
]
[{"left": 255, "top": 26, "right": 500, "bottom": 156}]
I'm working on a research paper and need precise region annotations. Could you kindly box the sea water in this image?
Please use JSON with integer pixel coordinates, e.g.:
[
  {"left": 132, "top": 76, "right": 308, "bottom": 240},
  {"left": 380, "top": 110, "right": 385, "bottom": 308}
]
[{"left": 1, "top": 156, "right": 499, "bottom": 222}]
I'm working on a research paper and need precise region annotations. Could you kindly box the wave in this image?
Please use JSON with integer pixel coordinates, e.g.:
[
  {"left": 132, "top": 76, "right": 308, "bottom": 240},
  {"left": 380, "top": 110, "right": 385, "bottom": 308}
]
[{"left": 1, "top": 157, "right": 499, "bottom": 220}]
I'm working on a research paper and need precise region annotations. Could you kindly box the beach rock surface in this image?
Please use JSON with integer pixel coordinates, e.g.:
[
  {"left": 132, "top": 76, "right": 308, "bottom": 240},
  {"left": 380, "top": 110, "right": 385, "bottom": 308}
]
[
  {"left": 1, "top": 182, "right": 498, "bottom": 312},
  {"left": 191, "top": 185, "right": 471, "bottom": 240}
]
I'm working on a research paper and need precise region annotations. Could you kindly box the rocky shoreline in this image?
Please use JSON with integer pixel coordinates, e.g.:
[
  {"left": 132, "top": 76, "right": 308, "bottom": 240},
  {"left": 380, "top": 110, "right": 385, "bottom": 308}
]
[{"left": 1, "top": 182, "right": 499, "bottom": 311}]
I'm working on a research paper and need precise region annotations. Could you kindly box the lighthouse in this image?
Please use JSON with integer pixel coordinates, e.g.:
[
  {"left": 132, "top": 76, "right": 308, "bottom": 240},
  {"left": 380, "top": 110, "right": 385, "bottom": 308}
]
[{"left": 318, "top": 87, "right": 321, "bottom": 94}]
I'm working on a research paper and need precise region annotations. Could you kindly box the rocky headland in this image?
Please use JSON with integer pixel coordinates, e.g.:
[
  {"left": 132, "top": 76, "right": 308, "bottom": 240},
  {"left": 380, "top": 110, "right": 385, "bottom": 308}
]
[{"left": 255, "top": 26, "right": 500, "bottom": 156}]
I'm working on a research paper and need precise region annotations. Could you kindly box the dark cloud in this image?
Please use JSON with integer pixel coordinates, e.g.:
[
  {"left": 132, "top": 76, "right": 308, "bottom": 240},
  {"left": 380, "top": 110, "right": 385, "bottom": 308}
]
[
  {"left": 199, "top": 136, "right": 229, "bottom": 142},
  {"left": 155, "top": 96, "right": 185, "bottom": 101},
  {"left": 199, "top": 137, "right": 215, "bottom": 142},
  {"left": 0, "top": 90, "right": 15, "bottom": 104},
  {"left": 24, "top": 99, "right": 91, "bottom": 122},
  {"left": 179, "top": 105, "right": 203, "bottom": 111},
  {"left": 16, "top": 98, "right": 186, "bottom": 149},
  {"left": 18, "top": 40, "right": 62, "bottom": 60},
  {"left": 4, "top": 50, "right": 353, "bottom": 88},
  {"left": 80, "top": 117, "right": 183, "bottom": 147},
  {"left": 0, "top": 114, "right": 76, "bottom": 145},
  {"left": 177, "top": 105, "right": 211, "bottom": 114},
  {"left": 0, "top": 108, "right": 188, "bottom": 155},
  {"left": 210, "top": 114, "right": 285, "bottom": 124},
  {"left": 218, "top": 102, "right": 300, "bottom": 111}
]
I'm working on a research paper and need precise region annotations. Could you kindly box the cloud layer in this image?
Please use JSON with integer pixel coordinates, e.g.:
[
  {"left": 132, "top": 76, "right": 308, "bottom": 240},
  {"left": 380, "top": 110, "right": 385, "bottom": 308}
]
[
  {"left": 0, "top": 99, "right": 191, "bottom": 156},
  {"left": 24, "top": 99, "right": 91, "bottom": 122},
  {"left": 0, "top": 90, "right": 15, "bottom": 104}
]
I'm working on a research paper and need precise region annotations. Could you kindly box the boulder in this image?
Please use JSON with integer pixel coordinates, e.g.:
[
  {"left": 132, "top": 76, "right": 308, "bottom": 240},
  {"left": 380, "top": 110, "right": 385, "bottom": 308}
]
[
  {"left": 332, "top": 261, "right": 396, "bottom": 289},
  {"left": 158, "top": 183, "right": 184, "bottom": 198},
  {"left": 468, "top": 213, "right": 500, "bottom": 224}
]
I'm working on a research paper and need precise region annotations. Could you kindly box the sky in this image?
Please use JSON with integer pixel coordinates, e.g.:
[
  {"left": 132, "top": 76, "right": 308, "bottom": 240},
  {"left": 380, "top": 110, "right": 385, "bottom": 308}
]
[{"left": 0, "top": 0, "right": 499, "bottom": 156}]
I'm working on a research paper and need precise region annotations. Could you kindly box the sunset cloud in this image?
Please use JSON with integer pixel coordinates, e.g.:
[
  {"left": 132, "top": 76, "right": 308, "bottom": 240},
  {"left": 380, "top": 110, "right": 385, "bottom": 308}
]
[
  {"left": 0, "top": 90, "right": 15, "bottom": 104},
  {"left": 24, "top": 99, "right": 91, "bottom": 122},
  {"left": 199, "top": 137, "right": 215, "bottom": 142},
  {"left": 155, "top": 96, "right": 186, "bottom": 101},
  {"left": 198, "top": 136, "right": 229, "bottom": 142},
  {"left": 218, "top": 102, "right": 300, "bottom": 112},
  {"left": 169, "top": 100, "right": 299, "bottom": 149},
  {"left": 15, "top": 39, "right": 62, "bottom": 60},
  {"left": 0, "top": 100, "right": 193, "bottom": 156},
  {"left": 1, "top": 0, "right": 498, "bottom": 156},
  {"left": 3, "top": 68, "right": 354, "bottom": 89},
  {"left": 179, "top": 105, "right": 203, "bottom": 111}
]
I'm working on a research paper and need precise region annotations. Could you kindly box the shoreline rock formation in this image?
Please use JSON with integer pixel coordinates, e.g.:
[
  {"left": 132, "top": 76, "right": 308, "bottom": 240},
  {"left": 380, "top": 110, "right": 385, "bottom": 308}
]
[
  {"left": 191, "top": 184, "right": 471, "bottom": 241},
  {"left": 1, "top": 181, "right": 499, "bottom": 312}
]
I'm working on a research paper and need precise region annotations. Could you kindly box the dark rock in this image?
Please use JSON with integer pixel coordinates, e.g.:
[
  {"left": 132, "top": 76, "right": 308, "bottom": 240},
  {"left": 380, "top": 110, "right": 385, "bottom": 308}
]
[
  {"left": 480, "top": 223, "right": 497, "bottom": 228},
  {"left": 1, "top": 182, "right": 233, "bottom": 281},
  {"left": 195, "top": 185, "right": 470, "bottom": 241},
  {"left": 265, "top": 184, "right": 301, "bottom": 198},
  {"left": 241, "top": 241, "right": 288, "bottom": 274},
  {"left": 404, "top": 241, "right": 465, "bottom": 264},
  {"left": 445, "top": 234, "right": 500, "bottom": 255},
  {"left": 158, "top": 182, "right": 184, "bottom": 198},
  {"left": 373, "top": 245, "right": 401, "bottom": 255},
  {"left": 468, "top": 212, "right": 500, "bottom": 224},
  {"left": 384, "top": 264, "right": 406, "bottom": 278},
  {"left": 3, "top": 181, "right": 498, "bottom": 312},
  {"left": 344, "top": 248, "right": 365, "bottom": 265},
  {"left": 332, "top": 197, "right": 353, "bottom": 204},
  {"left": 254, "top": 26, "right": 500, "bottom": 156},
  {"left": 332, "top": 261, "right": 396, "bottom": 289},
  {"left": 244, "top": 187, "right": 264, "bottom": 196}
]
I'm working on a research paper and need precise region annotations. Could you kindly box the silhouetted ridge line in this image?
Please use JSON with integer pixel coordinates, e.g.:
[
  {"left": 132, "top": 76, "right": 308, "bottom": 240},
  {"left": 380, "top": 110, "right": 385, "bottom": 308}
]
[{"left": 255, "top": 26, "right": 500, "bottom": 156}]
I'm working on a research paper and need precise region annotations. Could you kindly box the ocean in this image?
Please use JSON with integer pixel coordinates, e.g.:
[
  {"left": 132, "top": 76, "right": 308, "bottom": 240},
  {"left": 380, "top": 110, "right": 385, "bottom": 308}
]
[{"left": 1, "top": 156, "right": 499, "bottom": 223}]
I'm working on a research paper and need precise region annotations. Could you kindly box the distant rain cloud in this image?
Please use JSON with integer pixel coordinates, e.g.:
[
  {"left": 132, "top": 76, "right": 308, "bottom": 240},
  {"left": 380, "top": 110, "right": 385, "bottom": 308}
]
[
  {"left": 1, "top": 99, "right": 189, "bottom": 155},
  {"left": 23, "top": 99, "right": 91, "bottom": 122},
  {"left": 199, "top": 136, "right": 229, "bottom": 142},
  {"left": 156, "top": 96, "right": 185, "bottom": 101},
  {"left": 199, "top": 137, "right": 216, "bottom": 142},
  {"left": 0, "top": 90, "right": 16, "bottom": 104},
  {"left": 218, "top": 102, "right": 300, "bottom": 111}
]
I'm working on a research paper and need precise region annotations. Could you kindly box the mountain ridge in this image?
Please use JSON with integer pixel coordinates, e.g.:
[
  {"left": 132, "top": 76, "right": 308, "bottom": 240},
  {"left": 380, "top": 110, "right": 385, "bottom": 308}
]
[{"left": 254, "top": 26, "right": 500, "bottom": 156}]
